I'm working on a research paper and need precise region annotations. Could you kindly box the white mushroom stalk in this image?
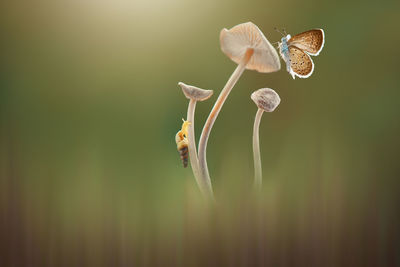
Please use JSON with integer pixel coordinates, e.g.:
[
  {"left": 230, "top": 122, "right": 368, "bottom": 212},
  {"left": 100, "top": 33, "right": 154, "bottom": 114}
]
[
  {"left": 198, "top": 22, "right": 281, "bottom": 185},
  {"left": 178, "top": 82, "right": 214, "bottom": 198},
  {"left": 251, "top": 88, "right": 281, "bottom": 189}
]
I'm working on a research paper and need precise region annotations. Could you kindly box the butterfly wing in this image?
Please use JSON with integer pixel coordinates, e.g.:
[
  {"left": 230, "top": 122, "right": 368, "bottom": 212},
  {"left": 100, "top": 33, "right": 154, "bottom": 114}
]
[
  {"left": 288, "top": 46, "right": 314, "bottom": 79},
  {"left": 287, "top": 29, "right": 324, "bottom": 56}
]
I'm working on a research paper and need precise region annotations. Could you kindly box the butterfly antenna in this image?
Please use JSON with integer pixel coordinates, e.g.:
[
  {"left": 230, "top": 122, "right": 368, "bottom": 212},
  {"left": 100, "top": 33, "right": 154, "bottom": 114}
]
[
  {"left": 282, "top": 28, "right": 288, "bottom": 36},
  {"left": 274, "top": 27, "right": 284, "bottom": 36}
]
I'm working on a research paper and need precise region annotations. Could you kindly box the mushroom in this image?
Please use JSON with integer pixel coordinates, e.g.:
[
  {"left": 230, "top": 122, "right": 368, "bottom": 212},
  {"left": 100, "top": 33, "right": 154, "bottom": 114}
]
[
  {"left": 250, "top": 88, "right": 281, "bottom": 188},
  {"left": 197, "top": 22, "right": 281, "bottom": 183},
  {"left": 178, "top": 82, "right": 214, "bottom": 198}
]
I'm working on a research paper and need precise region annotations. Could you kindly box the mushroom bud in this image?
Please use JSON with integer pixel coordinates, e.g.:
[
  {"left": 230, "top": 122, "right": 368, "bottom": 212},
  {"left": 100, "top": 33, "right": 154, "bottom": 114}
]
[
  {"left": 178, "top": 82, "right": 214, "bottom": 198},
  {"left": 251, "top": 87, "right": 281, "bottom": 112},
  {"left": 250, "top": 88, "right": 281, "bottom": 189},
  {"left": 198, "top": 22, "right": 280, "bottom": 185}
]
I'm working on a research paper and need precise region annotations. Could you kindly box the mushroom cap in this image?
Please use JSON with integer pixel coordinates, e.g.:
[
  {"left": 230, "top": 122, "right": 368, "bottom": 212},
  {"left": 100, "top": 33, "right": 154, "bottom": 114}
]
[
  {"left": 220, "top": 22, "right": 281, "bottom": 73},
  {"left": 251, "top": 88, "right": 280, "bottom": 112},
  {"left": 178, "top": 82, "right": 213, "bottom": 101}
]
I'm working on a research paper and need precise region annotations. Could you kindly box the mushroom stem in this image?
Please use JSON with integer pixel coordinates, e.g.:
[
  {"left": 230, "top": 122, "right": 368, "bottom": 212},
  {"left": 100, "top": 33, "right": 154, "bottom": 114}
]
[
  {"left": 187, "top": 99, "right": 199, "bottom": 167},
  {"left": 198, "top": 48, "right": 254, "bottom": 185},
  {"left": 253, "top": 108, "right": 264, "bottom": 189},
  {"left": 187, "top": 99, "right": 214, "bottom": 198}
]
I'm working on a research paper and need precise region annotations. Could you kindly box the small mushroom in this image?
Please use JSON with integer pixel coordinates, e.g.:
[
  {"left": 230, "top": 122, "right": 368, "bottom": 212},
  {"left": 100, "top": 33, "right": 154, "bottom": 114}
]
[
  {"left": 178, "top": 82, "right": 214, "bottom": 198},
  {"left": 180, "top": 82, "right": 213, "bottom": 102},
  {"left": 198, "top": 22, "right": 281, "bottom": 184},
  {"left": 251, "top": 88, "right": 281, "bottom": 188}
]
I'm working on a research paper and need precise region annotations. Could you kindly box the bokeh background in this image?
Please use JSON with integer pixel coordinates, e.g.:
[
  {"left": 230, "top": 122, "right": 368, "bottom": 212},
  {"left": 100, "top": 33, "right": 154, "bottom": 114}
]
[{"left": 1, "top": 0, "right": 399, "bottom": 266}]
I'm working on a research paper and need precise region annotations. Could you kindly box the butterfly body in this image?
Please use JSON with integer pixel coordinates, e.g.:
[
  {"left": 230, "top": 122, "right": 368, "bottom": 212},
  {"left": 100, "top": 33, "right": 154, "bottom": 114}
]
[
  {"left": 278, "top": 29, "right": 324, "bottom": 79},
  {"left": 279, "top": 35, "right": 291, "bottom": 73}
]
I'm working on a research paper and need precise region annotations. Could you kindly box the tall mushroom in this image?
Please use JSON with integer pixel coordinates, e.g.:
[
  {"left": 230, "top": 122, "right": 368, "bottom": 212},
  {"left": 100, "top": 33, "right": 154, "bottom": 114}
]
[
  {"left": 178, "top": 82, "right": 214, "bottom": 198},
  {"left": 198, "top": 22, "right": 281, "bottom": 184},
  {"left": 250, "top": 88, "right": 281, "bottom": 189}
]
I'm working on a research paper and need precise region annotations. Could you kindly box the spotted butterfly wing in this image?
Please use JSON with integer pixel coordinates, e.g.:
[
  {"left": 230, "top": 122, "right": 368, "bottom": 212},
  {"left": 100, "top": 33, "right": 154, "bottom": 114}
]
[
  {"left": 287, "top": 29, "right": 324, "bottom": 56},
  {"left": 288, "top": 46, "right": 314, "bottom": 79}
]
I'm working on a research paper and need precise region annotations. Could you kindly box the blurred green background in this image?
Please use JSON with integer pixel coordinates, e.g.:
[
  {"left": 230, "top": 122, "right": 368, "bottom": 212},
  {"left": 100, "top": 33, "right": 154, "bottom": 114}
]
[{"left": 1, "top": 0, "right": 399, "bottom": 266}]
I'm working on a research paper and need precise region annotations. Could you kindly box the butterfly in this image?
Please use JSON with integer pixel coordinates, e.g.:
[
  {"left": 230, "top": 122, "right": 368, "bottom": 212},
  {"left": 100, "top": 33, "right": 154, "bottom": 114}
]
[{"left": 278, "top": 29, "right": 325, "bottom": 79}]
